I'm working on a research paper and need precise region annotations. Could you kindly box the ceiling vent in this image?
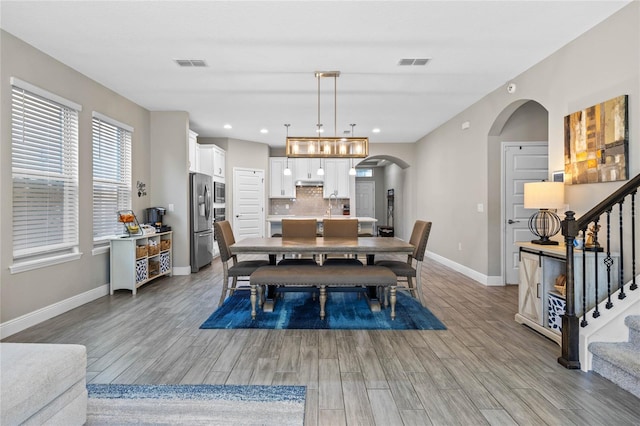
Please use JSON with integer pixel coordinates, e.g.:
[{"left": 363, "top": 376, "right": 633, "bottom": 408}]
[
  {"left": 397, "top": 58, "right": 430, "bottom": 66},
  {"left": 175, "top": 59, "right": 208, "bottom": 67}
]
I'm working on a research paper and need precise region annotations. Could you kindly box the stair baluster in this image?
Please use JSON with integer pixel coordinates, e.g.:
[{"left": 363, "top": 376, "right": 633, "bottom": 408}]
[{"left": 560, "top": 173, "right": 640, "bottom": 369}]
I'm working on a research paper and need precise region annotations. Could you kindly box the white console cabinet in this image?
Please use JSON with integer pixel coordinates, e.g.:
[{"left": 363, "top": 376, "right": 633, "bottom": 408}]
[
  {"left": 515, "top": 242, "right": 619, "bottom": 345},
  {"left": 110, "top": 231, "right": 173, "bottom": 295}
]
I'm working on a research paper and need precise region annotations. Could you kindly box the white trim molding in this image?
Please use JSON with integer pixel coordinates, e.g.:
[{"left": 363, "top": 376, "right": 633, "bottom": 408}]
[
  {"left": 0, "top": 285, "right": 109, "bottom": 339},
  {"left": 427, "top": 252, "right": 504, "bottom": 287},
  {"left": 173, "top": 266, "right": 192, "bottom": 276}
]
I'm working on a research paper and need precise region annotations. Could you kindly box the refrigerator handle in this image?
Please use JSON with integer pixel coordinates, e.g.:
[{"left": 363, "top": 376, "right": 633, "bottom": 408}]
[{"left": 204, "top": 184, "right": 212, "bottom": 221}]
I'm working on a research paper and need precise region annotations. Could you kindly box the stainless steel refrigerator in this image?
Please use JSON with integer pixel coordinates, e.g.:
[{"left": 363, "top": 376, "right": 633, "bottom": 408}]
[{"left": 190, "top": 172, "right": 213, "bottom": 272}]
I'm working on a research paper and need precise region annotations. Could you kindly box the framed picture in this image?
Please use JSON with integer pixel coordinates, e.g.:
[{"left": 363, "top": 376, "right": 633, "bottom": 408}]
[
  {"left": 552, "top": 171, "right": 564, "bottom": 183},
  {"left": 564, "top": 95, "right": 629, "bottom": 184}
]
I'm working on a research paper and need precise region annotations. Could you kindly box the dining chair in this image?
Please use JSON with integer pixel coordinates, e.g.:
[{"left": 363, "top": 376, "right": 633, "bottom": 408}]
[
  {"left": 322, "top": 219, "right": 363, "bottom": 266},
  {"left": 278, "top": 219, "right": 319, "bottom": 265},
  {"left": 375, "top": 220, "right": 432, "bottom": 305},
  {"left": 214, "top": 220, "right": 270, "bottom": 307}
]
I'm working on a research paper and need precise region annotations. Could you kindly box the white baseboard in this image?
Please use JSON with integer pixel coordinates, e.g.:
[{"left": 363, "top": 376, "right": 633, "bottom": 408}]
[
  {"left": 173, "top": 266, "right": 191, "bottom": 276},
  {"left": 426, "top": 252, "right": 504, "bottom": 287},
  {"left": 1, "top": 284, "right": 109, "bottom": 339}
]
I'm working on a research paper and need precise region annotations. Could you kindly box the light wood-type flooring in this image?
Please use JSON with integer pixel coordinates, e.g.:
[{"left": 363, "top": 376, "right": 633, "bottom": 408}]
[{"left": 4, "top": 256, "right": 640, "bottom": 425}]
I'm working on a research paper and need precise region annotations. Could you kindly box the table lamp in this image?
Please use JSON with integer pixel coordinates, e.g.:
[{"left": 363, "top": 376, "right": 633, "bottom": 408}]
[{"left": 524, "top": 181, "right": 565, "bottom": 245}]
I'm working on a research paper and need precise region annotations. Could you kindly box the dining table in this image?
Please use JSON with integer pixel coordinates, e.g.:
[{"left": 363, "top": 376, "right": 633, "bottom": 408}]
[{"left": 229, "top": 236, "right": 415, "bottom": 311}]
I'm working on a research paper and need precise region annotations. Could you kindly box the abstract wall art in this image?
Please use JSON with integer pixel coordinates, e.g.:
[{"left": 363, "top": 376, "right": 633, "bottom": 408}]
[{"left": 564, "top": 95, "right": 628, "bottom": 184}]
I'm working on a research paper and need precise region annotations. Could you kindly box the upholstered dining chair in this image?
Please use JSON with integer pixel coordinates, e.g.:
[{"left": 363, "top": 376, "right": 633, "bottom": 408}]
[
  {"left": 214, "top": 220, "right": 270, "bottom": 307},
  {"left": 278, "top": 219, "right": 319, "bottom": 265},
  {"left": 322, "top": 219, "right": 363, "bottom": 266},
  {"left": 375, "top": 220, "right": 432, "bottom": 305}
]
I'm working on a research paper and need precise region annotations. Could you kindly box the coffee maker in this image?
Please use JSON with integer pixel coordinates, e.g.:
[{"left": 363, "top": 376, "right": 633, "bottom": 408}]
[{"left": 146, "top": 207, "right": 170, "bottom": 232}]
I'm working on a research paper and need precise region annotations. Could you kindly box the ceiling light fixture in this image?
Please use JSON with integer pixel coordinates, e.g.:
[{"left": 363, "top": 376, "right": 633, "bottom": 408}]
[
  {"left": 286, "top": 71, "right": 368, "bottom": 158},
  {"left": 349, "top": 124, "right": 357, "bottom": 176},
  {"left": 260, "top": 128, "right": 269, "bottom": 134},
  {"left": 223, "top": 124, "right": 232, "bottom": 129},
  {"left": 283, "top": 124, "right": 292, "bottom": 176}
]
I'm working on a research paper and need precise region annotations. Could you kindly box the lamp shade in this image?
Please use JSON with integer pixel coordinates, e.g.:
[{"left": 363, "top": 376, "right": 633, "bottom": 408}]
[{"left": 524, "top": 182, "right": 565, "bottom": 209}]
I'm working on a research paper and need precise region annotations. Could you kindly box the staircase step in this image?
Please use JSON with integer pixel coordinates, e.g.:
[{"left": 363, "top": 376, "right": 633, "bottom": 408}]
[
  {"left": 625, "top": 315, "right": 640, "bottom": 346},
  {"left": 589, "top": 341, "right": 640, "bottom": 398}
]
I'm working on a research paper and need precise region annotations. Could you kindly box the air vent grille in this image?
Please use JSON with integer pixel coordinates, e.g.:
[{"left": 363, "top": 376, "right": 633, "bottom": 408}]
[
  {"left": 397, "top": 58, "right": 430, "bottom": 66},
  {"left": 175, "top": 59, "right": 208, "bottom": 67}
]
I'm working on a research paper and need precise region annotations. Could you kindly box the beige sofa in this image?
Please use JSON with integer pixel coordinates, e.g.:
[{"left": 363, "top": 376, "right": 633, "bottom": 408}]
[{"left": 0, "top": 343, "right": 87, "bottom": 425}]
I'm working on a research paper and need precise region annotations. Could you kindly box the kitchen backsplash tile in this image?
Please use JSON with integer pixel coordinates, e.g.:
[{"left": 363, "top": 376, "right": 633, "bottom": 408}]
[{"left": 270, "top": 186, "right": 348, "bottom": 216}]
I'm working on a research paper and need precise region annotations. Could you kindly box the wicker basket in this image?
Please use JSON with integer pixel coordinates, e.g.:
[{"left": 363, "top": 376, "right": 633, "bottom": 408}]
[
  {"left": 148, "top": 244, "right": 160, "bottom": 256},
  {"left": 160, "top": 239, "right": 171, "bottom": 251},
  {"left": 149, "top": 260, "right": 160, "bottom": 276},
  {"left": 554, "top": 274, "right": 566, "bottom": 296},
  {"left": 136, "top": 245, "right": 148, "bottom": 259}
]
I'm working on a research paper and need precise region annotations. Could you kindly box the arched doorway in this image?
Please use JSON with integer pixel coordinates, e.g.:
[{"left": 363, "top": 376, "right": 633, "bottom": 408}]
[
  {"left": 487, "top": 100, "right": 549, "bottom": 284},
  {"left": 353, "top": 155, "right": 410, "bottom": 239}
]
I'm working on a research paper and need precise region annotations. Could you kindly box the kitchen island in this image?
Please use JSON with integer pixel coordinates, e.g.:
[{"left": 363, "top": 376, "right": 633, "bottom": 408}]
[{"left": 267, "top": 216, "right": 377, "bottom": 237}]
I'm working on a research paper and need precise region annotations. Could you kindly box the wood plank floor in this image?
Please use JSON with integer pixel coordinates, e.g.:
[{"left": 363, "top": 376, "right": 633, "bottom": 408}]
[{"left": 4, "top": 256, "right": 640, "bottom": 425}]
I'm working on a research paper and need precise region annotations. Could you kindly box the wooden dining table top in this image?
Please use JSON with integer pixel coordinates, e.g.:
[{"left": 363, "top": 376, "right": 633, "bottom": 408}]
[{"left": 230, "top": 236, "right": 414, "bottom": 254}]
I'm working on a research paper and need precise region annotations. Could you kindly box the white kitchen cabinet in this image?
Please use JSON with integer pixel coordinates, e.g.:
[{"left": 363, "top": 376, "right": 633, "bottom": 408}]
[
  {"left": 323, "top": 159, "right": 351, "bottom": 198},
  {"left": 515, "top": 242, "right": 619, "bottom": 345},
  {"left": 197, "top": 144, "right": 225, "bottom": 181},
  {"left": 197, "top": 144, "right": 214, "bottom": 176},
  {"left": 213, "top": 146, "right": 225, "bottom": 179},
  {"left": 294, "top": 158, "right": 324, "bottom": 182},
  {"left": 188, "top": 130, "right": 198, "bottom": 172},
  {"left": 110, "top": 231, "right": 173, "bottom": 295},
  {"left": 270, "top": 157, "right": 295, "bottom": 198}
]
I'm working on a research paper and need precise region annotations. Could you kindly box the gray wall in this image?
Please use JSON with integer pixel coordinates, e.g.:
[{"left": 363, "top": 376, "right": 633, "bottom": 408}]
[
  {"left": 150, "top": 111, "right": 190, "bottom": 271},
  {"left": 414, "top": 3, "right": 639, "bottom": 281},
  {"left": 0, "top": 30, "right": 152, "bottom": 323}
]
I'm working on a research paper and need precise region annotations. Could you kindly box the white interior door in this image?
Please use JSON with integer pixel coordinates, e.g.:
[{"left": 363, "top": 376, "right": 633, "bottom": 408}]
[
  {"left": 233, "top": 168, "right": 265, "bottom": 241},
  {"left": 355, "top": 180, "right": 375, "bottom": 219},
  {"left": 503, "top": 142, "right": 549, "bottom": 284}
]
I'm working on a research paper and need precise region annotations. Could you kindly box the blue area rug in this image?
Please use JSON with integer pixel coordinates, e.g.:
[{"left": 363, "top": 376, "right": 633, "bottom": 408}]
[
  {"left": 200, "top": 290, "right": 446, "bottom": 330},
  {"left": 87, "top": 384, "right": 305, "bottom": 425}
]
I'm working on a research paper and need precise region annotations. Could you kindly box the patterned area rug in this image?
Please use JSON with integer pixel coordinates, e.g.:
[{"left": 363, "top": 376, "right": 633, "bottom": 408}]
[
  {"left": 87, "top": 384, "right": 305, "bottom": 425},
  {"left": 200, "top": 290, "right": 446, "bottom": 330}
]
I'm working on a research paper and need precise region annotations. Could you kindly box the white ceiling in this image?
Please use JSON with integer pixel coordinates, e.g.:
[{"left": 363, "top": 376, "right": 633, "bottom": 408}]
[{"left": 0, "top": 1, "right": 631, "bottom": 147}]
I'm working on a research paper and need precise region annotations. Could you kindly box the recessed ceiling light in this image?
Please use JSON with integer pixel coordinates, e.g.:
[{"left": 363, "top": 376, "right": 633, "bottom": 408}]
[
  {"left": 372, "top": 128, "right": 381, "bottom": 133},
  {"left": 223, "top": 124, "right": 232, "bottom": 129},
  {"left": 260, "top": 128, "right": 269, "bottom": 134}
]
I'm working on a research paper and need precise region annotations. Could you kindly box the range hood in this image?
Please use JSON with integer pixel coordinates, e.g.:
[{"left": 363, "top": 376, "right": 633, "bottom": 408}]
[{"left": 295, "top": 180, "right": 324, "bottom": 187}]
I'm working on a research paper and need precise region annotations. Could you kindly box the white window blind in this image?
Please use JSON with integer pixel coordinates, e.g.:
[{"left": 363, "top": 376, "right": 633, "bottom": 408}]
[
  {"left": 11, "top": 83, "right": 80, "bottom": 260},
  {"left": 92, "top": 113, "right": 132, "bottom": 243}
]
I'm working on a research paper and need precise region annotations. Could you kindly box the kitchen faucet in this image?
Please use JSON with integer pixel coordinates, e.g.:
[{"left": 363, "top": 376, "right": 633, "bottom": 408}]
[{"left": 328, "top": 190, "right": 338, "bottom": 217}]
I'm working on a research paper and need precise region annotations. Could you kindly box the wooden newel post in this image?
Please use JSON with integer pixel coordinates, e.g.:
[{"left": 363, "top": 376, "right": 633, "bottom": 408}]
[{"left": 559, "top": 211, "right": 581, "bottom": 369}]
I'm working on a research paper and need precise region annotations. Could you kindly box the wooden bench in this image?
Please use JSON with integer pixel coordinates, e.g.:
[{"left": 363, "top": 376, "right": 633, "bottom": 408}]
[{"left": 249, "top": 265, "right": 397, "bottom": 320}]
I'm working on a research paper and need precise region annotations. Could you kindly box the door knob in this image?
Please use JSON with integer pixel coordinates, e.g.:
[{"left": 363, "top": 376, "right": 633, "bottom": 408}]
[{"left": 508, "top": 219, "right": 520, "bottom": 224}]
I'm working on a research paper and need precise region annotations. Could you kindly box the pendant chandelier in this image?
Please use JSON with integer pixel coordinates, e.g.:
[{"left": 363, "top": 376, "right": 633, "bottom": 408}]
[{"left": 286, "top": 71, "right": 369, "bottom": 158}]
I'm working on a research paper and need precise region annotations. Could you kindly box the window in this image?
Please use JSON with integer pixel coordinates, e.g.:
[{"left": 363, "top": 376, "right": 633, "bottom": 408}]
[
  {"left": 92, "top": 113, "right": 132, "bottom": 245},
  {"left": 11, "top": 78, "right": 81, "bottom": 269},
  {"left": 355, "top": 168, "right": 373, "bottom": 178}
]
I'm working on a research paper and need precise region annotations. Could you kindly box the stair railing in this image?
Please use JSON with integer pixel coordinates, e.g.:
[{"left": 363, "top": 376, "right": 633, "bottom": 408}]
[{"left": 560, "top": 173, "right": 640, "bottom": 369}]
